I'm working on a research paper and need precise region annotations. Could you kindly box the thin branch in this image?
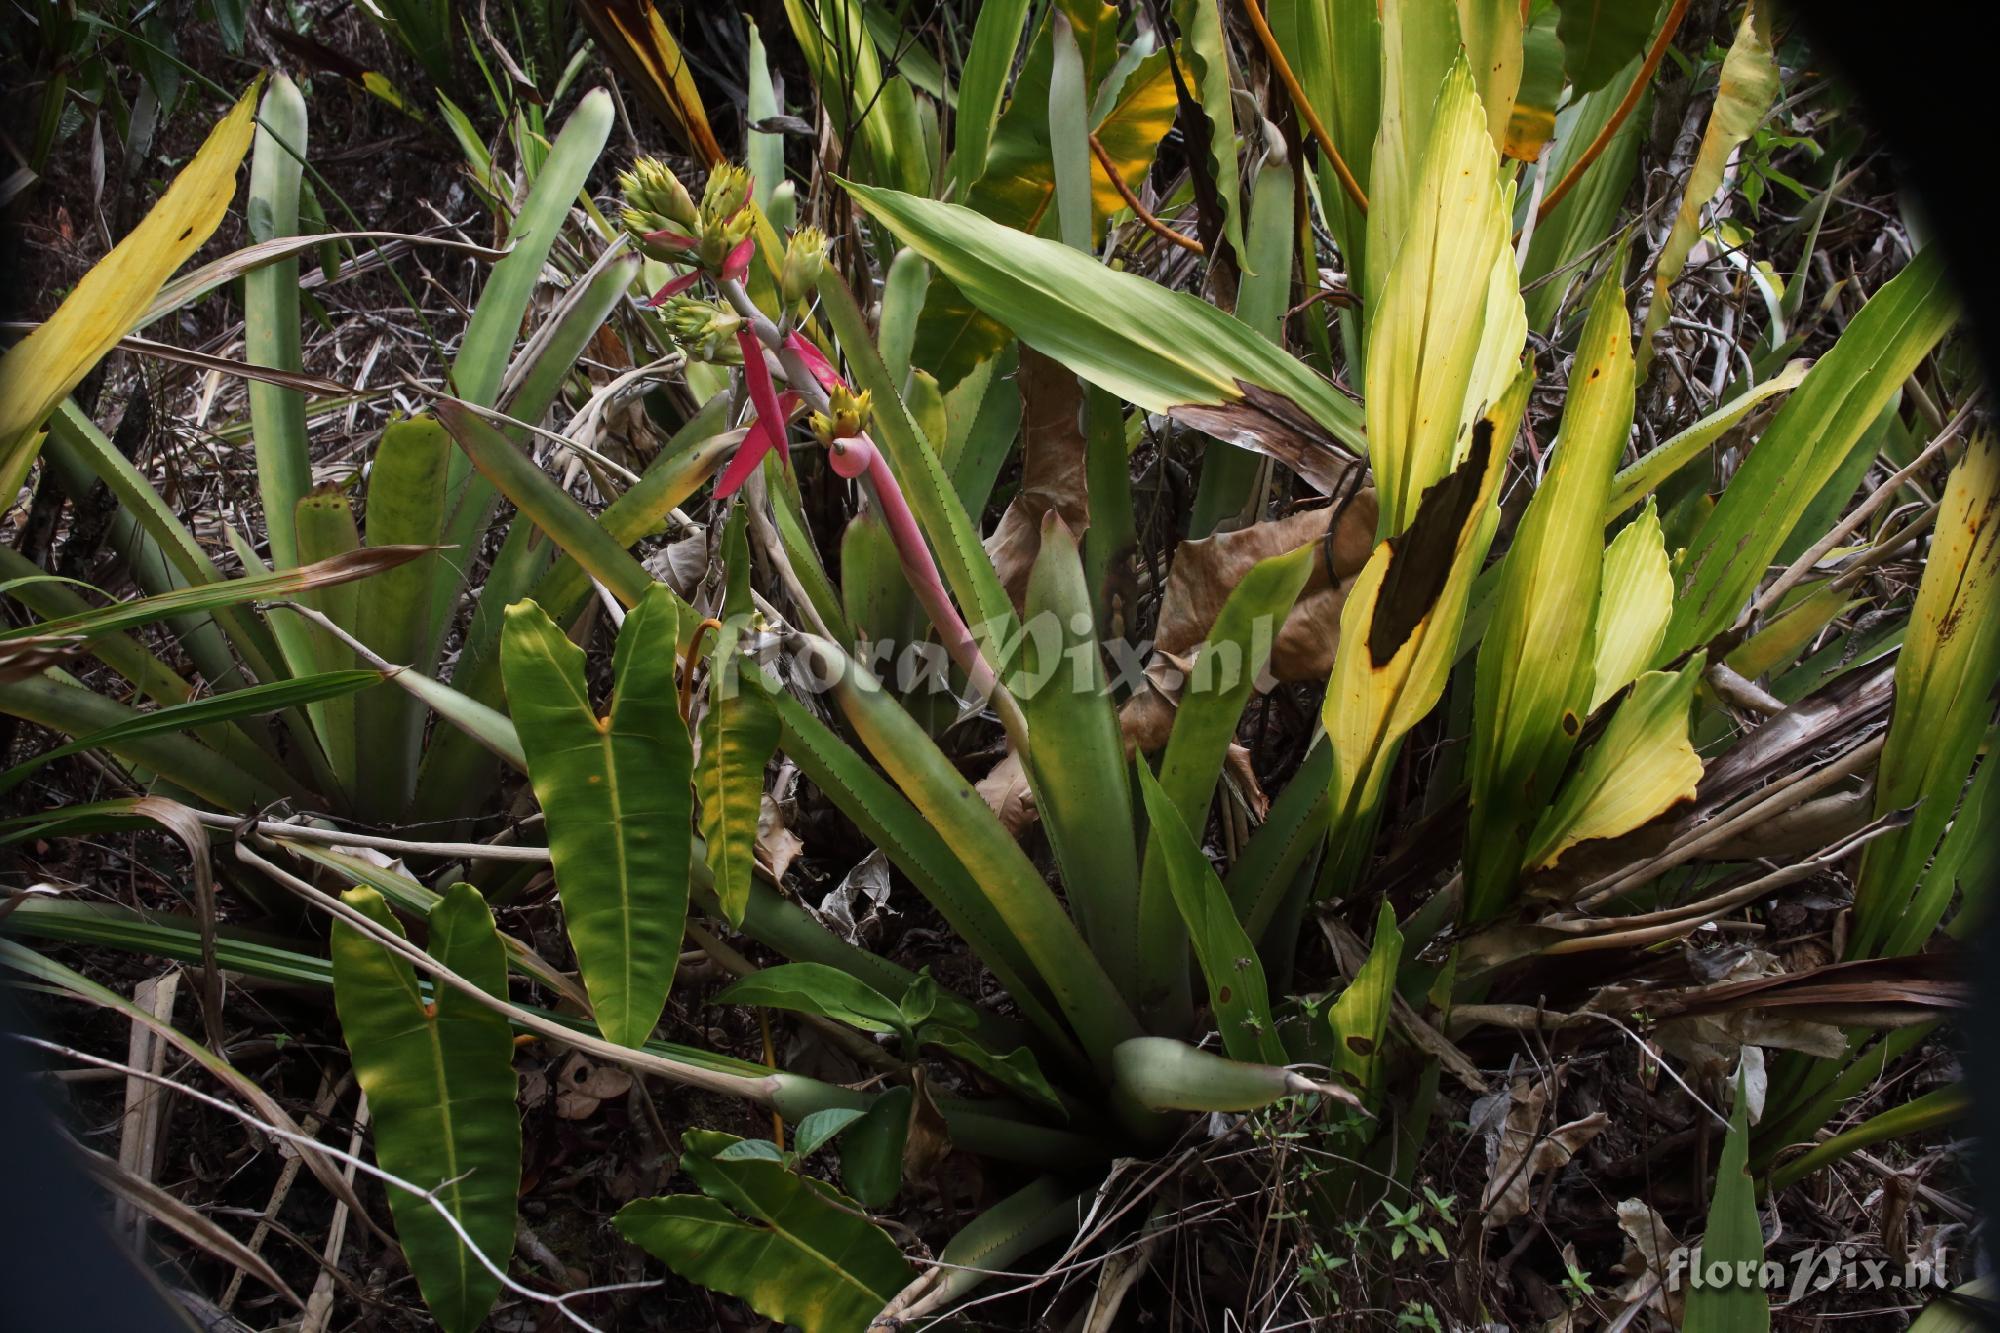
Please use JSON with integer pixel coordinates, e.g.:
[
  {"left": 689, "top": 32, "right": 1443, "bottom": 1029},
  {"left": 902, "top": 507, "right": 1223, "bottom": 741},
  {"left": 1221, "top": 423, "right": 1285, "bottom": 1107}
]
[
  {"left": 1238, "top": 0, "right": 1368, "bottom": 213},
  {"left": 1534, "top": 0, "right": 1691, "bottom": 223},
  {"left": 1088, "top": 132, "right": 1205, "bottom": 255}
]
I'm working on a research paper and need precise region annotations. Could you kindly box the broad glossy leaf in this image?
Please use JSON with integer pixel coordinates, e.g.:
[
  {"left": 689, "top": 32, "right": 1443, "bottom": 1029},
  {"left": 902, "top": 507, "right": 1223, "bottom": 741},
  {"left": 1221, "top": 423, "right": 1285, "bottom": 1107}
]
[
  {"left": 1590, "top": 500, "right": 1673, "bottom": 711},
  {"left": 502, "top": 586, "right": 691, "bottom": 1047},
  {"left": 924, "top": 1029, "right": 1065, "bottom": 1113},
  {"left": 1682, "top": 1079, "right": 1769, "bottom": 1332},
  {"left": 1465, "top": 268, "right": 1632, "bottom": 922},
  {"left": 1455, "top": 0, "right": 1525, "bottom": 148},
  {"left": 714, "top": 963, "right": 906, "bottom": 1034},
  {"left": 332, "top": 885, "right": 520, "bottom": 1333},
  {"left": 845, "top": 181, "right": 1365, "bottom": 450},
  {"left": 1, "top": 83, "right": 258, "bottom": 495},
  {"left": 1661, "top": 249, "right": 1955, "bottom": 658},
  {"left": 615, "top": 1132, "right": 911, "bottom": 1333},
  {"left": 839, "top": 1086, "right": 911, "bottom": 1208},
  {"left": 1854, "top": 430, "right": 2000, "bottom": 957},
  {"left": 1525, "top": 657, "right": 1704, "bottom": 872},
  {"left": 1553, "top": 0, "right": 1663, "bottom": 94},
  {"left": 1137, "top": 765, "right": 1286, "bottom": 1064},
  {"left": 1365, "top": 59, "right": 1521, "bottom": 536},
  {"left": 1363, "top": 0, "right": 1462, "bottom": 309},
  {"left": 1637, "top": 2, "right": 1778, "bottom": 375},
  {"left": 354, "top": 417, "right": 450, "bottom": 822}
]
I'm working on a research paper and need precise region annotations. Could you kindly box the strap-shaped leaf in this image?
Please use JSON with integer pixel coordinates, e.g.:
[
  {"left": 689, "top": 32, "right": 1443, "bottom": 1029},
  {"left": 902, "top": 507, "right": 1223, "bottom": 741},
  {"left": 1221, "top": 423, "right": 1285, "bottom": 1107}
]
[
  {"left": 502, "top": 585, "right": 691, "bottom": 1046},
  {"left": 1525, "top": 656, "right": 1705, "bottom": 872},
  {"left": 844, "top": 181, "right": 1365, "bottom": 451},
  {"left": 332, "top": 885, "right": 520, "bottom": 1333},
  {"left": 698, "top": 502, "right": 779, "bottom": 926},
  {"left": 1682, "top": 1078, "right": 1769, "bottom": 1332},
  {"left": 1465, "top": 267, "right": 1632, "bottom": 923},
  {"left": 1324, "top": 899, "right": 1403, "bottom": 1105},
  {"left": 1137, "top": 764, "right": 1286, "bottom": 1065},
  {"left": 615, "top": 1132, "right": 911, "bottom": 1333},
  {"left": 1590, "top": 500, "right": 1674, "bottom": 711}
]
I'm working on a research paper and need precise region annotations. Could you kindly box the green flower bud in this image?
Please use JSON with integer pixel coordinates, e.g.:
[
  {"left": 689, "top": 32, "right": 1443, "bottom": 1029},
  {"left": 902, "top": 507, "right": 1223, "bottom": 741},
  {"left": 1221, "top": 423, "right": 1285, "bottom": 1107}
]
[
  {"left": 700, "top": 164, "right": 753, "bottom": 228},
  {"left": 658, "top": 297, "right": 744, "bottom": 361},
  {"left": 780, "top": 226, "right": 827, "bottom": 305}
]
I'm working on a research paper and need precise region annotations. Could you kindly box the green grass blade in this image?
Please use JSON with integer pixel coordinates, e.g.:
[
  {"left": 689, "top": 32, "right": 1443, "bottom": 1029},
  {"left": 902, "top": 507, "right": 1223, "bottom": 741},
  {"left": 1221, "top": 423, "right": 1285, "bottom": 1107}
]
[{"left": 1683, "top": 1080, "right": 1770, "bottom": 1333}]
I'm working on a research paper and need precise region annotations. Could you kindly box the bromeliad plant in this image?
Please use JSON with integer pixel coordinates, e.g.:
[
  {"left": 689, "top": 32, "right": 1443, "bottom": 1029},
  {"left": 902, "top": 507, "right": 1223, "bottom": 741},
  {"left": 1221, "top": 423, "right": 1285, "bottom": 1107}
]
[{"left": 3, "top": 0, "right": 1992, "bottom": 1328}]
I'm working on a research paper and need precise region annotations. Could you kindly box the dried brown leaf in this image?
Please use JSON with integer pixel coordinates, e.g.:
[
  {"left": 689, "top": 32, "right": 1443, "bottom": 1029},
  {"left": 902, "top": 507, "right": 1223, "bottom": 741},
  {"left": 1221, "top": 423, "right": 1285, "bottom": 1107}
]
[{"left": 986, "top": 348, "right": 1091, "bottom": 610}]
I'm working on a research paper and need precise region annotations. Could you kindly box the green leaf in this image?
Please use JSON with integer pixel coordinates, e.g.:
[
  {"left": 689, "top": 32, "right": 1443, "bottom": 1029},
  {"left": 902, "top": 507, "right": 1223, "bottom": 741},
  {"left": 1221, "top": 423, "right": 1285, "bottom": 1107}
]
[
  {"left": 1324, "top": 899, "right": 1403, "bottom": 1106},
  {"left": 1854, "top": 430, "right": 2000, "bottom": 957},
  {"left": 1365, "top": 58, "right": 1521, "bottom": 536},
  {"left": 1767, "top": 1086, "right": 1967, "bottom": 1193},
  {"left": 808, "top": 635, "right": 1140, "bottom": 1067},
  {"left": 1019, "top": 517, "right": 1143, "bottom": 1006},
  {"left": 245, "top": 73, "right": 311, "bottom": 573},
  {"left": 714, "top": 963, "right": 907, "bottom": 1035},
  {"left": 1682, "top": 1076, "right": 1769, "bottom": 1333},
  {"left": 0, "top": 670, "right": 378, "bottom": 797},
  {"left": 1662, "top": 249, "right": 1956, "bottom": 659},
  {"left": 1590, "top": 499, "right": 1673, "bottom": 711},
  {"left": 952, "top": 0, "right": 1034, "bottom": 199},
  {"left": 615, "top": 1135, "right": 911, "bottom": 1333},
  {"left": 698, "top": 504, "right": 780, "bottom": 927},
  {"left": 791, "top": 1107, "right": 865, "bottom": 1161},
  {"left": 1137, "top": 764, "right": 1286, "bottom": 1065},
  {"left": 1173, "top": 0, "right": 1245, "bottom": 257},
  {"left": 1605, "top": 359, "right": 1809, "bottom": 515},
  {"left": 844, "top": 181, "right": 1365, "bottom": 449},
  {"left": 784, "top": 0, "right": 923, "bottom": 196},
  {"left": 1111, "top": 1035, "right": 1349, "bottom": 1113},
  {"left": 1525, "top": 656, "right": 1704, "bottom": 872},
  {"left": 502, "top": 587, "right": 691, "bottom": 1047},
  {"left": 1553, "top": 0, "right": 1662, "bottom": 95},
  {"left": 924, "top": 1028, "right": 1065, "bottom": 1113},
  {"left": 839, "top": 1086, "right": 911, "bottom": 1208},
  {"left": 1141, "top": 544, "right": 1313, "bottom": 992},
  {"left": 1519, "top": 57, "right": 1648, "bottom": 332},
  {"left": 1465, "top": 265, "right": 1632, "bottom": 923},
  {"left": 332, "top": 885, "right": 520, "bottom": 1333},
  {"left": 353, "top": 417, "right": 450, "bottom": 821}
]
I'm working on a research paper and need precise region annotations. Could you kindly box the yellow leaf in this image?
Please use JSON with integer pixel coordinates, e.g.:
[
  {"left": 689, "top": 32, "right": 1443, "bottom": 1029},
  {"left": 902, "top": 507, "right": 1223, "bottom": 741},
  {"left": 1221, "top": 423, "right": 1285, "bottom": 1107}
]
[
  {"left": 1364, "top": 58, "right": 1522, "bottom": 536},
  {"left": 576, "top": 0, "right": 724, "bottom": 166},
  {"left": 1591, "top": 499, "right": 1675, "bottom": 712},
  {"left": 1527, "top": 658, "right": 1705, "bottom": 872},
  {"left": 0, "top": 82, "right": 261, "bottom": 493}
]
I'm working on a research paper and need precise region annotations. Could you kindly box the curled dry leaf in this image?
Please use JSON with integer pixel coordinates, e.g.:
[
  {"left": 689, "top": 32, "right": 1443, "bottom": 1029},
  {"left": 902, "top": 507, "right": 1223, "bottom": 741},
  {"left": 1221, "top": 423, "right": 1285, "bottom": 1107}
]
[
  {"left": 756, "top": 791, "right": 805, "bottom": 883},
  {"left": 974, "top": 749, "right": 1035, "bottom": 836},
  {"left": 1478, "top": 1078, "right": 1609, "bottom": 1228},
  {"left": 555, "top": 1051, "right": 636, "bottom": 1120},
  {"left": 985, "top": 348, "right": 1091, "bottom": 610},
  {"left": 1168, "top": 381, "right": 1367, "bottom": 497},
  {"left": 1614, "top": 1199, "right": 1686, "bottom": 1323}
]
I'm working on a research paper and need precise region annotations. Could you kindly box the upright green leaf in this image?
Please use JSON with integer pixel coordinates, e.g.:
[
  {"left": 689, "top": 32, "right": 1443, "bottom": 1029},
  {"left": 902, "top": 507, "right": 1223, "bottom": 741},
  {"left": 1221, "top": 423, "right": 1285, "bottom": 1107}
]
[
  {"left": 1364, "top": 58, "right": 1520, "bottom": 536},
  {"left": 1020, "top": 517, "right": 1143, "bottom": 1007},
  {"left": 953, "top": 0, "right": 1033, "bottom": 199},
  {"left": 1172, "top": 0, "right": 1245, "bottom": 257},
  {"left": 502, "top": 586, "right": 691, "bottom": 1047},
  {"left": 1661, "top": 250, "right": 1956, "bottom": 658},
  {"left": 1553, "top": 0, "right": 1662, "bottom": 94},
  {"left": 1465, "top": 267, "right": 1632, "bottom": 923},
  {"left": 1325, "top": 899, "right": 1403, "bottom": 1106},
  {"left": 1682, "top": 1077, "right": 1769, "bottom": 1333},
  {"left": 615, "top": 1131, "right": 912, "bottom": 1333},
  {"left": 244, "top": 72, "right": 311, "bottom": 572},
  {"left": 698, "top": 502, "right": 779, "bottom": 926},
  {"left": 1853, "top": 430, "right": 2000, "bottom": 957},
  {"left": 353, "top": 417, "right": 450, "bottom": 823},
  {"left": 332, "top": 885, "right": 520, "bottom": 1333},
  {"left": 1137, "top": 765, "right": 1287, "bottom": 1064}
]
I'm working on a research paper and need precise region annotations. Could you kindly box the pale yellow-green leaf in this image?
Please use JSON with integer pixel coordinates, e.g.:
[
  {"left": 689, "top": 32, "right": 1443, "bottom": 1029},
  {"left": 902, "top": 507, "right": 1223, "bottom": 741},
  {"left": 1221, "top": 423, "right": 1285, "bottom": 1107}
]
[
  {"left": 1455, "top": 0, "right": 1525, "bottom": 150},
  {"left": 1324, "top": 370, "right": 1525, "bottom": 839},
  {"left": 1606, "top": 359, "right": 1810, "bottom": 515},
  {"left": 1364, "top": 57, "right": 1518, "bottom": 536},
  {"left": 1363, "top": 0, "right": 1463, "bottom": 308},
  {"left": 1854, "top": 430, "right": 2000, "bottom": 957},
  {"left": 1591, "top": 500, "right": 1674, "bottom": 711},
  {"left": 1464, "top": 267, "right": 1632, "bottom": 920},
  {"left": 1637, "top": 1, "right": 1779, "bottom": 375},
  {"left": 1526, "top": 657, "right": 1705, "bottom": 872},
  {"left": 0, "top": 82, "right": 260, "bottom": 492}
]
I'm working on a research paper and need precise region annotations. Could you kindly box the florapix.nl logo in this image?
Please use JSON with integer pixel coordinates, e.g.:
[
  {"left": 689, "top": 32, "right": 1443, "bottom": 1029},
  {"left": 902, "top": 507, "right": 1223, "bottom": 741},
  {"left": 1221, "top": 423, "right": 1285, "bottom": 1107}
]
[{"left": 1665, "top": 1243, "right": 1951, "bottom": 1304}]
